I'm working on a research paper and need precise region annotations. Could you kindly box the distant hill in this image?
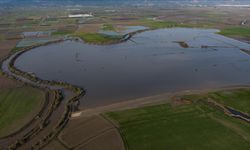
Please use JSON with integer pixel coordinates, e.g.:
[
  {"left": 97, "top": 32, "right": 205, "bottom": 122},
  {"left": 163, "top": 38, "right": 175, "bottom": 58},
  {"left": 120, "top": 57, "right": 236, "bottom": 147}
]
[{"left": 1, "top": 0, "right": 250, "bottom": 7}]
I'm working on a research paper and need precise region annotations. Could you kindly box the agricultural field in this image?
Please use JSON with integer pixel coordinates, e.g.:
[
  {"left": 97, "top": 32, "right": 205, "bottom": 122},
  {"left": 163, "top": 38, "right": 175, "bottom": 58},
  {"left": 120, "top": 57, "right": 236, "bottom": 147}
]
[
  {"left": 0, "top": 40, "right": 19, "bottom": 60},
  {"left": 53, "top": 115, "right": 124, "bottom": 150},
  {"left": 139, "top": 19, "right": 178, "bottom": 29},
  {"left": 75, "top": 32, "right": 124, "bottom": 44},
  {"left": 102, "top": 24, "right": 116, "bottom": 31},
  {"left": 0, "top": 87, "right": 44, "bottom": 137},
  {"left": 0, "top": 73, "right": 20, "bottom": 90},
  {"left": 219, "top": 27, "right": 250, "bottom": 38},
  {"left": 1, "top": 7, "right": 250, "bottom": 46},
  {"left": 0, "top": 34, "right": 4, "bottom": 41},
  {"left": 106, "top": 89, "right": 250, "bottom": 150},
  {"left": 184, "top": 88, "right": 250, "bottom": 115}
]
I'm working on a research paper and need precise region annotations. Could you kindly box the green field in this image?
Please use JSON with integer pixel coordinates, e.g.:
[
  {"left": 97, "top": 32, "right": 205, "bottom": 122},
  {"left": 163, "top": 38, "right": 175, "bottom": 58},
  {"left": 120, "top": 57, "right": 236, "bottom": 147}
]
[
  {"left": 102, "top": 24, "right": 115, "bottom": 31},
  {"left": 0, "top": 34, "right": 4, "bottom": 41},
  {"left": 139, "top": 19, "right": 210, "bottom": 29},
  {"left": 184, "top": 88, "right": 250, "bottom": 114},
  {"left": 219, "top": 27, "right": 250, "bottom": 38},
  {"left": 75, "top": 32, "right": 123, "bottom": 44},
  {"left": 12, "top": 47, "right": 26, "bottom": 53},
  {"left": 0, "top": 87, "right": 44, "bottom": 137},
  {"left": 52, "top": 30, "right": 74, "bottom": 36},
  {"left": 140, "top": 19, "right": 177, "bottom": 29},
  {"left": 107, "top": 89, "right": 250, "bottom": 150}
]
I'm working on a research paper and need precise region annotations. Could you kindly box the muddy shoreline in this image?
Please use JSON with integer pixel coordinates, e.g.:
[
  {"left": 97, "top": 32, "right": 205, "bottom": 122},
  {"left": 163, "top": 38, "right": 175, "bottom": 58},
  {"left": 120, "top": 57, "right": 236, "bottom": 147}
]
[{"left": 73, "top": 85, "right": 250, "bottom": 117}]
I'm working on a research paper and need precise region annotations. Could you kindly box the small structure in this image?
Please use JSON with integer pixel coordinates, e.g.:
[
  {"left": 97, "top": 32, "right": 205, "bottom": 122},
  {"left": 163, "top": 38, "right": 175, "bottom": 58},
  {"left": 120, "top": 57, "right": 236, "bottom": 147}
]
[
  {"left": 241, "top": 20, "right": 248, "bottom": 25},
  {"left": 68, "top": 13, "right": 93, "bottom": 18}
]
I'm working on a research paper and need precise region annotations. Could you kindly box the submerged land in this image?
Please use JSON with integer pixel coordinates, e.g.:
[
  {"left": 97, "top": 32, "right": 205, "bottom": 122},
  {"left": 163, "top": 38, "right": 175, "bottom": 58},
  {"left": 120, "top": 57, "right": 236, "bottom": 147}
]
[{"left": 0, "top": 4, "right": 250, "bottom": 150}]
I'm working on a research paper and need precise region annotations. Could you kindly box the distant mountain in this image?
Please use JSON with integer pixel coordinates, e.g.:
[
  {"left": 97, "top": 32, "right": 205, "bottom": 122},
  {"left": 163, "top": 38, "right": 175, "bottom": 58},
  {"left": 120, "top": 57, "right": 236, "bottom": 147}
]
[{"left": 1, "top": 0, "right": 250, "bottom": 7}]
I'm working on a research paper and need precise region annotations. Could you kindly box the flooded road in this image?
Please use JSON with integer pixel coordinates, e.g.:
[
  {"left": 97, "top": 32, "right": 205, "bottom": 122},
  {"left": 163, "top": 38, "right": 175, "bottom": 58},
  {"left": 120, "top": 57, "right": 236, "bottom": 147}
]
[{"left": 14, "top": 28, "right": 250, "bottom": 107}]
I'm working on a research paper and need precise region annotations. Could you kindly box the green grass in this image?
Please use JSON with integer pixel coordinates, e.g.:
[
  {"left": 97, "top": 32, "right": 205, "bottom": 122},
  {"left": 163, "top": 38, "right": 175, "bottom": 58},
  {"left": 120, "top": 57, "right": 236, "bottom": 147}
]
[
  {"left": 209, "top": 89, "right": 250, "bottom": 114},
  {"left": 184, "top": 89, "right": 250, "bottom": 114},
  {"left": 52, "top": 30, "right": 74, "bottom": 36},
  {"left": 102, "top": 23, "right": 115, "bottom": 31},
  {"left": 0, "top": 87, "right": 44, "bottom": 137},
  {"left": 178, "top": 23, "right": 213, "bottom": 28},
  {"left": 219, "top": 27, "right": 250, "bottom": 37},
  {"left": 107, "top": 89, "right": 250, "bottom": 150},
  {"left": 12, "top": 46, "right": 25, "bottom": 53},
  {"left": 140, "top": 19, "right": 177, "bottom": 29},
  {"left": 139, "top": 19, "right": 209, "bottom": 29},
  {"left": 75, "top": 32, "right": 123, "bottom": 44},
  {"left": 0, "top": 34, "right": 4, "bottom": 41}
]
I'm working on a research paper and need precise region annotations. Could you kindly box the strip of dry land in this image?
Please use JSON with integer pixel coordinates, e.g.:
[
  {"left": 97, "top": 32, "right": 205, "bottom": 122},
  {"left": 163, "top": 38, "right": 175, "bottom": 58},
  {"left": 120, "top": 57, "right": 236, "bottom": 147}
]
[{"left": 74, "top": 86, "right": 250, "bottom": 117}]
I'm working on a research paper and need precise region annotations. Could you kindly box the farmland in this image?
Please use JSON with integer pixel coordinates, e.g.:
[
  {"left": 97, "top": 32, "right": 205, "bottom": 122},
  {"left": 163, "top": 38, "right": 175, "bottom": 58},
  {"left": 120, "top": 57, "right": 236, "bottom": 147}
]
[
  {"left": 107, "top": 89, "right": 250, "bottom": 150},
  {"left": 219, "top": 27, "right": 250, "bottom": 38},
  {"left": 1, "top": 4, "right": 250, "bottom": 150},
  {"left": 183, "top": 88, "right": 250, "bottom": 115},
  {"left": 75, "top": 32, "right": 124, "bottom": 44},
  {"left": 0, "top": 87, "right": 44, "bottom": 137}
]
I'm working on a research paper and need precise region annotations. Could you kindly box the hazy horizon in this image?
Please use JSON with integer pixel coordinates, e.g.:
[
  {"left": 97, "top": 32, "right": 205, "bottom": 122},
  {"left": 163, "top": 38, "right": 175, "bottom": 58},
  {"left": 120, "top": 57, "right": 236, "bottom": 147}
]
[{"left": 1, "top": 0, "right": 250, "bottom": 8}]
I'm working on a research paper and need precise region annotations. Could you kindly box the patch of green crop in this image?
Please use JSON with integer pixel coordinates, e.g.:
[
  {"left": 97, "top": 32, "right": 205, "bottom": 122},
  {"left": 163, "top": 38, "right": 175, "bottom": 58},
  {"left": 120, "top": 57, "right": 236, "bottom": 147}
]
[
  {"left": 106, "top": 88, "right": 250, "bottom": 150},
  {"left": 75, "top": 32, "right": 123, "bottom": 44},
  {"left": 184, "top": 88, "right": 250, "bottom": 114},
  {"left": 138, "top": 19, "right": 208, "bottom": 29},
  {"left": 0, "top": 34, "right": 4, "bottom": 41},
  {"left": 219, "top": 27, "right": 250, "bottom": 37},
  {"left": 140, "top": 19, "right": 177, "bottom": 29},
  {"left": 208, "top": 89, "right": 250, "bottom": 114},
  {"left": 178, "top": 23, "right": 213, "bottom": 28},
  {"left": 0, "top": 87, "right": 44, "bottom": 137},
  {"left": 102, "top": 23, "right": 115, "bottom": 31},
  {"left": 11, "top": 47, "right": 25, "bottom": 53},
  {"left": 52, "top": 30, "right": 74, "bottom": 36}
]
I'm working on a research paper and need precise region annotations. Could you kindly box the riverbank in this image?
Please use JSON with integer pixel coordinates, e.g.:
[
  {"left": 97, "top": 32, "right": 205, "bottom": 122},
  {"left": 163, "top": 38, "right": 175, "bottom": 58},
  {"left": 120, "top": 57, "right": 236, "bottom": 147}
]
[{"left": 73, "top": 85, "right": 250, "bottom": 117}]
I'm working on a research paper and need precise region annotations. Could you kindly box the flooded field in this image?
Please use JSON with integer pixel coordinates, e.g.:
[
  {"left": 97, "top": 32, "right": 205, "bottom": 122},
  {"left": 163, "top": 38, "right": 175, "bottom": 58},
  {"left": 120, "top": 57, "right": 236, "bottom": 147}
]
[{"left": 14, "top": 28, "right": 250, "bottom": 107}]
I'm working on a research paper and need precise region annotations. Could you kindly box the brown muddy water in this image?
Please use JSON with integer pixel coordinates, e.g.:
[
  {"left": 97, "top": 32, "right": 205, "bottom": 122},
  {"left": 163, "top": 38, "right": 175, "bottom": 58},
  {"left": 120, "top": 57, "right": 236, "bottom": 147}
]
[{"left": 14, "top": 28, "right": 250, "bottom": 108}]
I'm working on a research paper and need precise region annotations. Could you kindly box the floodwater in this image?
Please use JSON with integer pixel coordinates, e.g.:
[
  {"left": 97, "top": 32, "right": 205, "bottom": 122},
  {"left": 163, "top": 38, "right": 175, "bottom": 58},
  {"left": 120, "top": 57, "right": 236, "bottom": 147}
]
[
  {"left": 14, "top": 28, "right": 250, "bottom": 108},
  {"left": 226, "top": 107, "right": 250, "bottom": 120}
]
